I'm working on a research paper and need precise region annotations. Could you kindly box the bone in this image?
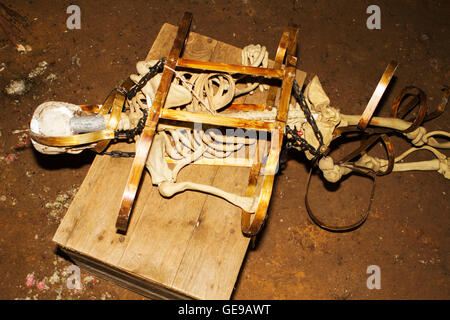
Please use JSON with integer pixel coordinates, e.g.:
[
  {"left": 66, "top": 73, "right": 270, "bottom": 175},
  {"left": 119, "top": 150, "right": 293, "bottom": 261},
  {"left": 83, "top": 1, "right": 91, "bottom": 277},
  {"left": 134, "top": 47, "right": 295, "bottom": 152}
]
[
  {"left": 318, "top": 156, "right": 352, "bottom": 183},
  {"left": 239, "top": 44, "right": 269, "bottom": 95},
  {"left": 318, "top": 146, "right": 449, "bottom": 182},
  {"left": 158, "top": 180, "right": 258, "bottom": 213},
  {"left": 145, "top": 133, "right": 173, "bottom": 185},
  {"left": 131, "top": 59, "right": 193, "bottom": 108},
  {"left": 29, "top": 101, "right": 91, "bottom": 154},
  {"left": 354, "top": 146, "right": 449, "bottom": 179},
  {"left": 145, "top": 130, "right": 259, "bottom": 213},
  {"left": 340, "top": 114, "right": 450, "bottom": 149}
]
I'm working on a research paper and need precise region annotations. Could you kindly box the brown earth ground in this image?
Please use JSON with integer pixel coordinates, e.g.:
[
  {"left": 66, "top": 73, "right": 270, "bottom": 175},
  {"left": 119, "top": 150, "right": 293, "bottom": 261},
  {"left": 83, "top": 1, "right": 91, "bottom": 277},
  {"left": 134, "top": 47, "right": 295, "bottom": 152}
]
[{"left": 0, "top": 0, "right": 448, "bottom": 300}]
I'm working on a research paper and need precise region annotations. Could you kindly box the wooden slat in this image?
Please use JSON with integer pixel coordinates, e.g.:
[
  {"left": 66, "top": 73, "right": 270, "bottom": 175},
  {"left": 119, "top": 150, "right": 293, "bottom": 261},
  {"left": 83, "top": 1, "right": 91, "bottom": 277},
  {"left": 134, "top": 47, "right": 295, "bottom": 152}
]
[
  {"left": 115, "top": 23, "right": 223, "bottom": 294},
  {"left": 275, "top": 27, "right": 299, "bottom": 123},
  {"left": 266, "top": 29, "right": 290, "bottom": 110},
  {"left": 226, "top": 103, "right": 266, "bottom": 111},
  {"left": 116, "top": 13, "right": 193, "bottom": 232},
  {"left": 160, "top": 108, "right": 274, "bottom": 131},
  {"left": 166, "top": 156, "right": 254, "bottom": 167},
  {"left": 241, "top": 27, "right": 299, "bottom": 236},
  {"left": 177, "top": 58, "right": 284, "bottom": 78}
]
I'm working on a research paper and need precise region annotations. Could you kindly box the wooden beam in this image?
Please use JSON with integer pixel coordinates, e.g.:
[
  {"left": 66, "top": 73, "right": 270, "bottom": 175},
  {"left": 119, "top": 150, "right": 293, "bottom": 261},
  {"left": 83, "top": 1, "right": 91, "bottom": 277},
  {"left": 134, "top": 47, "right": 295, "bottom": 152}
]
[
  {"left": 166, "top": 156, "right": 254, "bottom": 167},
  {"left": 275, "top": 27, "right": 298, "bottom": 123},
  {"left": 241, "top": 27, "right": 299, "bottom": 236},
  {"left": 177, "top": 58, "right": 285, "bottom": 78},
  {"left": 265, "top": 29, "right": 290, "bottom": 110},
  {"left": 160, "top": 108, "right": 274, "bottom": 131},
  {"left": 115, "top": 12, "right": 193, "bottom": 232},
  {"left": 226, "top": 103, "right": 266, "bottom": 111}
]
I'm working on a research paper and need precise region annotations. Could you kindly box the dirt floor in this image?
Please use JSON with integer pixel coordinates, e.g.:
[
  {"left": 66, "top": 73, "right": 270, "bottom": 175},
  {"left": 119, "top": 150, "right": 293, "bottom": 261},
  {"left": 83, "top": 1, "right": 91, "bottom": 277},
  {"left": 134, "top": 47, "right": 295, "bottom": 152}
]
[{"left": 0, "top": 0, "right": 448, "bottom": 300}]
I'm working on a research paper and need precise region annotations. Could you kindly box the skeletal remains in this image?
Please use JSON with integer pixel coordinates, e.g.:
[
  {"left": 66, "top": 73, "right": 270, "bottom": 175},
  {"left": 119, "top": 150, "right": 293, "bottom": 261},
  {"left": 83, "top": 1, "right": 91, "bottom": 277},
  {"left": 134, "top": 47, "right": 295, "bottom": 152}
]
[{"left": 29, "top": 14, "right": 449, "bottom": 234}]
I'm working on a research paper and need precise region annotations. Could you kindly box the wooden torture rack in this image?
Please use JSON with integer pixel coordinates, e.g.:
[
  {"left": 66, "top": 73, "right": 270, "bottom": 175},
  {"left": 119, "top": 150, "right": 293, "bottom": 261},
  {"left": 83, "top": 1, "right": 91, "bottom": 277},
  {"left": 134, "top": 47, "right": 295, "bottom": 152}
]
[{"left": 53, "top": 12, "right": 307, "bottom": 299}]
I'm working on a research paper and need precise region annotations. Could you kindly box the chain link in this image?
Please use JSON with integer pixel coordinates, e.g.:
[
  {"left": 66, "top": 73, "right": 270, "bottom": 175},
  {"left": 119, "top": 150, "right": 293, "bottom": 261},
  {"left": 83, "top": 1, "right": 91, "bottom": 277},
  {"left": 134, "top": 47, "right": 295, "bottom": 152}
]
[
  {"left": 292, "top": 79, "right": 324, "bottom": 146},
  {"left": 286, "top": 79, "right": 327, "bottom": 162},
  {"left": 285, "top": 125, "right": 320, "bottom": 156},
  {"left": 126, "top": 58, "right": 166, "bottom": 100},
  {"left": 98, "top": 58, "right": 167, "bottom": 159},
  {"left": 114, "top": 108, "right": 148, "bottom": 140},
  {"left": 100, "top": 150, "right": 136, "bottom": 158}
]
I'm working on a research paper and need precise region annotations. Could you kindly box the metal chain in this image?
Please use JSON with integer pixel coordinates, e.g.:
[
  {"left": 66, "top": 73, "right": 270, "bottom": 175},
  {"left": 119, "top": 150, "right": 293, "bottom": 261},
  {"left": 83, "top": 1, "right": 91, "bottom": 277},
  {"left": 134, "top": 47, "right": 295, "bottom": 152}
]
[
  {"left": 292, "top": 79, "right": 324, "bottom": 146},
  {"left": 285, "top": 125, "right": 320, "bottom": 156},
  {"left": 114, "top": 108, "right": 148, "bottom": 140},
  {"left": 286, "top": 79, "right": 327, "bottom": 161},
  {"left": 126, "top": 58, "right": 166, "bottom": 100},
  {"left": 98, "top": 58, "right": 166, "bottom": 158},
  {"left": 100, "top": 150, "right": 136, "bottom": 158}
]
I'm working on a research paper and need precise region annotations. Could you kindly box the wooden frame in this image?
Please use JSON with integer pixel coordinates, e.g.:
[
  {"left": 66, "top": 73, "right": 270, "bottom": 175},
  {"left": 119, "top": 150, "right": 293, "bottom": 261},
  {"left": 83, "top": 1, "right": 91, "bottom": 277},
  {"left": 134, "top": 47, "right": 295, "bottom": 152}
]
[
  {"left": 52, "top": 19, "right": 305, "bottom": 300},
  {"left": 115, "top": 12, "right": 299, "bottom": 237}
]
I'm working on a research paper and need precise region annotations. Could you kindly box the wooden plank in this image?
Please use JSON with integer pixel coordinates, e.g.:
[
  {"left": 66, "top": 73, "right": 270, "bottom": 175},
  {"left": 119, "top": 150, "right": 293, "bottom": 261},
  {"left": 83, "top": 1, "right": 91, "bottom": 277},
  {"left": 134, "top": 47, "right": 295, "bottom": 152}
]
[
  {"left": 116, "top": 13, "right": 193, "bottom": 232},
  {"left": 226, "top": 103, "right": 266, "bottom": 111},
  {"left": 115, "top": 23, "right": 222, "bottom": 290},
  {"left": 145, "top": 24, "right": 177, "bottom": 61},
  {"left": 160, "top": 108, "right": 274, "bottom": 131},
  {"left": 117, "top": 165, "right": 220, "bottom": 286},
  {"left": 59, "top": 247, "right": 193, "bottom": 300},
  {"left": 177, "top": 58, "right": 284, "bottom": 78},
  {"left": 54, "top": 142, "right": 142, "bottom": 266},
  {"left": 171, "top": 166, "right": 252, "bottom": 299}
]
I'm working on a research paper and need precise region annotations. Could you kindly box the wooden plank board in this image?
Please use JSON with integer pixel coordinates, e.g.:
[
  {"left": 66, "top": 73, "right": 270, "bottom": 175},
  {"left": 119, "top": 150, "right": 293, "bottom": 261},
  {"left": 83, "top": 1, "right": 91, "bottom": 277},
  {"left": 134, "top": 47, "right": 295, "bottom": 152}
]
[
  {"left": 116, "top": 13, "right": 193, "bottom": 232},
  {"left": 53, "top": 22, "right": 306, "bottom": 300}
]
